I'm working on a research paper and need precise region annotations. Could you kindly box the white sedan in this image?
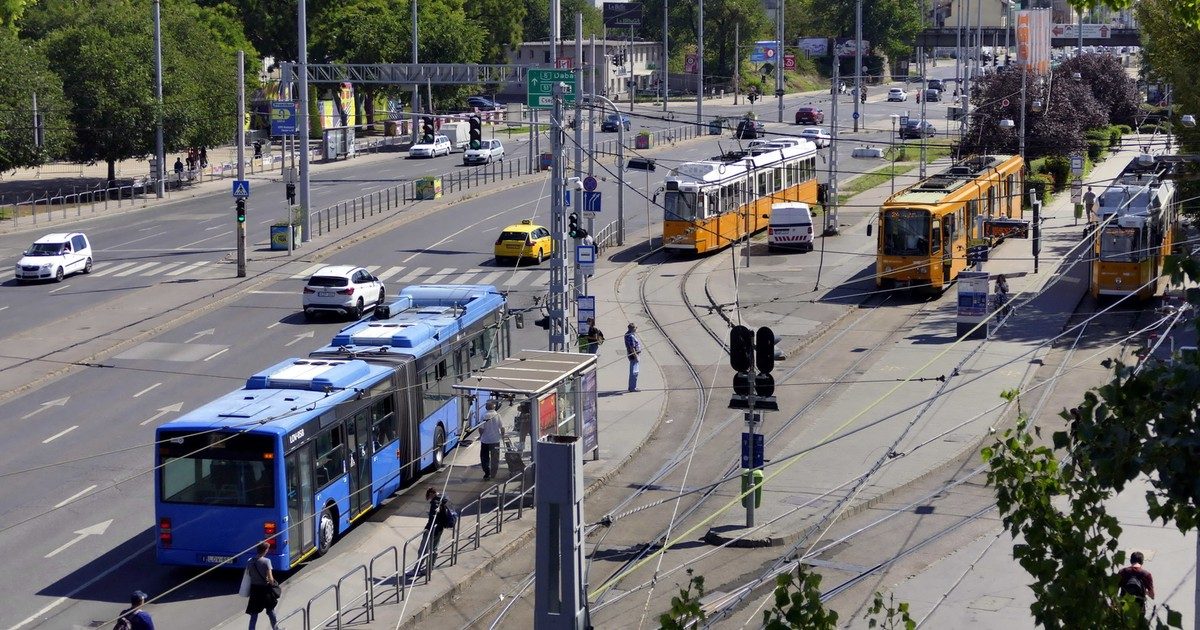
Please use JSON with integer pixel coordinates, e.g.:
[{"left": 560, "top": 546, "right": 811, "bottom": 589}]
[
  {"left": 799, "top": 127, "right": 832, "bottom": 148},
  {"left": 463, "top": 139, "right": 505, "bottom": 165},
  {"left": 887, "top": 88, "right": 908, "bottom": 102}
]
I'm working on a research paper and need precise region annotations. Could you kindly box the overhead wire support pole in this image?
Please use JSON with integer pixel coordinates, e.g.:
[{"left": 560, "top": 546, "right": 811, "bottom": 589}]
[
  {"left": 696, "top": 0, "right": 704, "bottom": 131},
  {"left": 411, "top": 0, "right": 420, "bottom": 145},
  {"left": 827, "top": 41, "right": 840, "bottom": 236},
  {"left": 153, "top": 0, "right": 164, "bottom": 198},
  {"left": 236, "top": 50, "right": 247, "bottom": 278},
  {"left": 549, "top": 83, "right": 568, "bottom": 351},
  {"left": 662, "top": 0, "right": 669, "bottom": 114},
  {"left": 298, "top": 0, "right": 312, "bottom": 242},
  {"left": 853, "top": 0, "right": 862, "bottom": 133},
  {"left": 574, "top": 13, "right": 586, "bottom": 315},
  {"left": 776, "top": 0, "right": 784, "bottom": 123}
]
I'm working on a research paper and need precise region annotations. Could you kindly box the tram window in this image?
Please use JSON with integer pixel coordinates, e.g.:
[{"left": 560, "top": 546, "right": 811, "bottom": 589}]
[
  {"left": 931, "top": 221, "right": 942, "bottom": 253},
  {"left": 1100, "top": 227, "right": 1139, "bottom": 262},
  {"left": 757, "top": 173, "right": 767, "bottom": 196},
  {"left": 774, "top": 168, "right": 782, "bottom": 192},
  {"left": 882, "top": 209, "right": 931, "bottom": 256},
  {"left": 987, "top": 187, "right": 995, "bottom": 216},
  {"left": 314, "top": 427, "right": 345, "bottom": 490}
]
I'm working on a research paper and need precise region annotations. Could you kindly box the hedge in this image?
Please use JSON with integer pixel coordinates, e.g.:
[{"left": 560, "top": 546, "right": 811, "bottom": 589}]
[
  {"left": 1039, "top": 155, "right": 1071, "bottom": 191},
  {"left": 1024, "top": 173, "right": 1053, "bottom": 208}
]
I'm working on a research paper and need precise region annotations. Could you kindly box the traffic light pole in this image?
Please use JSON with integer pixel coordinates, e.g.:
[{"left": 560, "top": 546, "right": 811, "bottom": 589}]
[
  {"left": 549, "top": 83, "right": 568, "bottom": 351},
  {"left": 236, "top": 50, "right": 247, "bottom": 278},
  {"left": 746, "top": 399, "right": 758, "bottom": 527}
]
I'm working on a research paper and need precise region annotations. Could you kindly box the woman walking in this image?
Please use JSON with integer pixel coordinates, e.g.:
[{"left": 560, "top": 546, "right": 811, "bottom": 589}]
[{"left": 246, "top": 542, "right": 280, "bottom": 630}]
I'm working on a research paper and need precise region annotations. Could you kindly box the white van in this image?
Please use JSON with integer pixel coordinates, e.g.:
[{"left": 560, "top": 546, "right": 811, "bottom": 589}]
[{"left": 768, "top": 203, "right": 814, "bottom": 252}]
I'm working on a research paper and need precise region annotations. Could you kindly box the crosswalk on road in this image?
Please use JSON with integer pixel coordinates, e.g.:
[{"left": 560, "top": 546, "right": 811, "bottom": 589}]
[
  {"left": 289, "top": 263, "right": 548, "bottom": 290},
  {"left": 1, "top": 259, "right": 224, "bottom": 282}
]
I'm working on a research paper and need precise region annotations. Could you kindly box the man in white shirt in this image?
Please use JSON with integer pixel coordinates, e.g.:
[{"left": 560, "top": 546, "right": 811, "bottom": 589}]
[{"left": 478, "top": 401, "right": 506, "bottom": 480}]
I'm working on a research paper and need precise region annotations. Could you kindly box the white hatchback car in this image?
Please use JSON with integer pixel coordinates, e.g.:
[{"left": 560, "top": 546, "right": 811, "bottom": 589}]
[
  {"left": 409, "top": 135, "right": 452, "bottom": 158},
  {"left": 301, "top": 265, "right": 385, "bottom": 320},
  {"left": 798, "top": 127, "right": 832, "bottom": 148},
  {"left": 887, "top": 88, "right": 908, "bottom": 102},
  {"left": 463, "top": 139, "right": 505, "bottom": 165},
  {"left": 15, "top": 232, "right": 93, "bottom": 282}
]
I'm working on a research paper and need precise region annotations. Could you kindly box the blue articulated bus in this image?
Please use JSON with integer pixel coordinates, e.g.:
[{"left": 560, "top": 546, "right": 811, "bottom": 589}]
[{"left": 155, "top": 285, "right": 508, "bottom": 569}]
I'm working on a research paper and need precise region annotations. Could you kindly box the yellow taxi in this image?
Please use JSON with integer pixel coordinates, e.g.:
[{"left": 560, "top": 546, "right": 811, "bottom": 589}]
[{"left": 494, "top": 219, "right": 553, "bottom": 265}]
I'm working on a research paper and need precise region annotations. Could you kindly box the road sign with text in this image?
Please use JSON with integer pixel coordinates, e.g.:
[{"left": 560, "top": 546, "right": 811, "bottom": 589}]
[
  {"left": 270, "top": 101, "right": 297, "bottom": 136},
  {"left": 527, "top": 68, "right": 577, "bottom": 109},
  {"left": 603, "top": 2, "right": 642, "bottom": 27}
]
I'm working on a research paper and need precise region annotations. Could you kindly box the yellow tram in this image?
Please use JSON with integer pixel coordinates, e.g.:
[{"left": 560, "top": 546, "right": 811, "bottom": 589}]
[
  {"left": 1092, "top": 155, "right": 1178, "bottom": 300},
  {"left": 662, "top": 139, "right": 819, "bottom": 254},
  {"left": 875, "top": 154, "right": 1024, "bottom": 291}
]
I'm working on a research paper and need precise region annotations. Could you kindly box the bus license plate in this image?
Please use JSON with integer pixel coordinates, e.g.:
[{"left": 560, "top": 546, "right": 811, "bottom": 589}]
[{"left": 201, "top": 554, "right": 235, "bottom": 565}]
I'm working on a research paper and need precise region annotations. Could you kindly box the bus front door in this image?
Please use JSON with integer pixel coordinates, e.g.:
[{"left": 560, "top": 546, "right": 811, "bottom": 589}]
[{"left": 347, "top": 411, "right": 373, "bottom": 517}]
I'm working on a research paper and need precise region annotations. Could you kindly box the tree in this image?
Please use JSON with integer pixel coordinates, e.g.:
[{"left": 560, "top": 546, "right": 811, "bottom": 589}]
[
  {"left": 1136, "top": 0, "right": 1200, "bottom": 154},
  {"left": 466, "top": 0, "right": 525, "bottom": 64},
  {"left": 198, "top": 0, "right": 297, "bottom": 62},
  {"left": 804, "top": 0, "right": 923, "bottom": 66},
  {"left": 1055, "top": 54, "right": 1140, "bottom": 126},
  {"left": 0, "top": 31, "right": 70, "bottom": 171},
  {"left": 1077, "top": 0, "right": 1200, "bottom": 31},
  {"left": 523, "top": 0, "right": 602, "bottom": 43}
]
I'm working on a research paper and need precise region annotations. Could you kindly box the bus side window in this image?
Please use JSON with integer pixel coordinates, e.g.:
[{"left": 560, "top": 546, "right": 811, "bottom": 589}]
[{"left": 314, "top": 427, "right": 345, "bottom": 489}]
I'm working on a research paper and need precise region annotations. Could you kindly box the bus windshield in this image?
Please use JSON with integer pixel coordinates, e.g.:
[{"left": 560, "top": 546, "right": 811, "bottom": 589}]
[
  {"left": 664, "top": 191, "right": 698, "bottom": 221},
  {"left": 1099, "top": 226, "right": 1141, "bottom": 262},
  {"left": 159, "top": 430, "right": 276, "bottom": 507},
  {"left": 883, "top": 208, "right": 931, "bottom": 256}
]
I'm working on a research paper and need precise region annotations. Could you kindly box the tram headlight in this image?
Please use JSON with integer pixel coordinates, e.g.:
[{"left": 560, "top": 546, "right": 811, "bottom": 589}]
[
  {"left": 919, "top": 266, "right": 929, "bottom": 274},
  {"left": 884, "top": 266, "right": 893, "bottom": 273},
  {"left": 1115, "top": 277, "right": 1122, "bottom": 285}
]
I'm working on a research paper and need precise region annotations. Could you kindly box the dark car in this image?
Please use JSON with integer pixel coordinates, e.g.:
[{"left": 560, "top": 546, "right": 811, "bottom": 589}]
[
  {"left": 734, "top": 118, "right": 765, "bottom": 139},
  {"left": 923, "top": 88, "right": 942, "bottom": 102},
  {"left": 899, "top": 120, "right": 937, "bottom": 139},
  {"left": 927, "top": 78, "right": 945, "bottom": 92},
  {"left": 467, "top": 96, "right": 501, "bottom": 109},
  {"left": 601, "top": 113, "right": 631, "bottom": 132},
  {"left": 794, "top": 106, "right": 824, "bottom": 125}
]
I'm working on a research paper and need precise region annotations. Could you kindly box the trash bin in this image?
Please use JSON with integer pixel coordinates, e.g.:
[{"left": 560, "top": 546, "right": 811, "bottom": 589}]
[
  {"left": 540, "top": 152, "right": 553, "bottom": 170},
  {"left": 709, "top": 120, "right": 723, "bottom": 135},
  {"left": 269, "top": 223, "right": 302, "bottom": 250},
  {"left": 415, "top": 176, "right": 442, "bottom": 200}
]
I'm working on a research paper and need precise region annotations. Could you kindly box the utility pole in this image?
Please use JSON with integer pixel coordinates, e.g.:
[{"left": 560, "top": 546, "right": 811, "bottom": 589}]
[
  {"left": 629, "top": 26, "right": 635, "bottom": 113},
  {"left": 734, "top": 24, "right": 739, "bottom": 105},
  {"left": 236, "top": 50, "right": 247, "bottom": 278},
  {"left": 828, "top": 43, "right": 840, "bottom": 236},
  {"left": 549, "top": 83, "right": 567, "bottom": 351},
  {"left": 1077, "top": 8, "right": 1084, "bottom": 57},
  {"left": 696, "top": 0, "right": 704, "bottom": 129},
  {"left": 919, "top": 0, "right": 928, "bottom": 179},
  {"left": 1018, "top": 66, "right": 1027, "bottom": 163},
  {"left": 775, "top": 0, "right": 784, "bottom": 123},
  {"left": 298, "top": 0, "right": 312, "bottom": 242},
  {"left": 152, "top": 0, "right": 165, "bottom": 198},
  {"left": 853, "top": 0, "right": 862, "bottom": 132},
  {"left": 589, "top": 34, "right": 597, "bottom": 177},
  {"left": 550, "top": 0, "right": 560, "bottom": 63},
  {"left": 575, "top": 13, "right": 584, "bottom": 181},
  {"left": 662, "top": 0, "right": 669, "bottom": 113},
  {"left": 411, "top": 0, "right": 420, "bottom": 144},
  {"left": 31, "top": 92, "right": 41, "bottom": 149}
]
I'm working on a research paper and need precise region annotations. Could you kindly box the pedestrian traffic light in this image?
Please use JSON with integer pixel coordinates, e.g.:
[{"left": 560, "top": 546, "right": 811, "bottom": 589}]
[
  {"left": 817, "top": 183, "right": 829, "bottom": 205},
  {"left": 568, "top": 212, "right": 588, "bottom": 239},
  {"left": 729, "top": 325, "right": 754, "bottom": 373},
  {"left": 236, "top": 198, "right": 246, "bottom": 223},
  {"left": 422, "top": 116, "right": 435, "bottom": 143},
  {"left": 469, "top": 115, "right": 482, "bottom": 150},
  {"left": 612, "top": 55, "right": 620, "bottom": 67},
  {"left": 285, "top": 182, "right": 296, "bottom": 204}
]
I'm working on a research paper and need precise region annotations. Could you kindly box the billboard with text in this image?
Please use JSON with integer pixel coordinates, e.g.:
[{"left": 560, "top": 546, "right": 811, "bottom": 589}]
[{"left": 797, "top": 38, "right": 829, "bottom": 57}]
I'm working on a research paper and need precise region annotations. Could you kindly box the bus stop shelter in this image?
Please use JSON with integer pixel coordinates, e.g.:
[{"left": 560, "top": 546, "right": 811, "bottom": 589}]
[{"left": 452, "top": 350, "right": 599, "bottom": 461}]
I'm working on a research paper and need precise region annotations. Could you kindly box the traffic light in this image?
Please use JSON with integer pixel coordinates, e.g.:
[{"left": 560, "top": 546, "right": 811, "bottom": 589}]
[
  {"left": 469, "top": 116, "right": 482, "bottom": 150},
  {"left": 421, "top": 116, "right": 435, "bottom": 143},
  {"left": 568, "top": 212, "right": 588, "bottom": 239},
  {"left": 748, "top": 90, "right": 758, "bottom": 103},
  {"left": 236, "top": 198, "right": 246, "bottom": 224},
  {"left": 729, "top": 325, "right": 754, "bottom": 373},
  {"left": 285, "top": 182, "right": 296, "bottom": 204},
  {"left": 612, "top": 55, "right": 620, "bottom": 67},
  {"left": 755, "top": 326, "right": 778, "bottom": 398}
]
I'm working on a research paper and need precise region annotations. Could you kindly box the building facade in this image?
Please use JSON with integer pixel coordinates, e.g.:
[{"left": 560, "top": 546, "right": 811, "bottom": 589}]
[{"left": 506, "top": 39, "right": 664, "bottom": 102}]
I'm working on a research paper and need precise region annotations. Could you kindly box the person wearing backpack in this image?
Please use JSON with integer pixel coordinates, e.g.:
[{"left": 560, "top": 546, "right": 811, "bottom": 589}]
[
  {"left": 416, "top": 487, "right": 455, "bottom": 576},
  {"left": 116, "top": 590, "right": 154, "bottom": 630},
  {"left": 1117, "top": 550, "right": 1155, "bottom": 613}
]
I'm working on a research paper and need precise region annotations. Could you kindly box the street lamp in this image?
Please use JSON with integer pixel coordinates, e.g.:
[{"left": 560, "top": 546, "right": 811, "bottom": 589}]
[{"left": 889, "top": 114, "right": 900, "bottom": 194}]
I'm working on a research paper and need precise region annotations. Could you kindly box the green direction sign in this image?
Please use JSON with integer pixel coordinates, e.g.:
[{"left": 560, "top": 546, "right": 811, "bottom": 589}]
[{"left": 527, "top": 68, "right": 577, "bottom": 109}]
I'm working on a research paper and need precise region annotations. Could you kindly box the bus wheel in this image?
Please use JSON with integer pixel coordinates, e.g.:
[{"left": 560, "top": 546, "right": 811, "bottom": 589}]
[
  {"left": 316, "top": 509, "right": 336, "bottom": 556},
  {"left": 432, "top": 425, "right": 446, "bottom": 470}
]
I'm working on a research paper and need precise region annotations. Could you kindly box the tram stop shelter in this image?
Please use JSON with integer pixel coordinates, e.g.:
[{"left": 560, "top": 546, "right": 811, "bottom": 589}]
[{"left": 452, "top": 349, "right": 599, "bottom": 461}]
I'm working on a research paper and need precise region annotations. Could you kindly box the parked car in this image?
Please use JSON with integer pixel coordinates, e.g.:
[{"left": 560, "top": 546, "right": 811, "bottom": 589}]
[
  {"left": 301, "top": 265, "right": 385, "bottom": 320},
  {"left": 494, "top": 220, "right": 553, "bottom": 265},
  {"left": 14, "top": 232, "right": 93, "bottom": 282},
  {"left": 924, "top": 89, "right": 943, "bottom": 102},
  {"left": 927, "top": 78, "right": 945, "bottom": 92},
  {"left": 794, "top": 106, "right": 825, "bottom": 125},
  {"left": 467, "top": 96, "right": 502, "bottom": 109},
  {"left": 463, "top": 139, "right": 505, "bottom": 165},
  {"left": 735, "top": 118, "right": 765, "bottom": 139},
  {"left": 408, "top": 134, "right": 452, "bottom": 158},
  {"left": 768, "top": 203, "right": 815, "bottom": 252},
  {"left": 898, "top": 120, "right": 937, "bottom": 139},
  {"left": 601, "top": 113, "right": 631, "bottom": 132},
  {"left": 798, "top": 127, "right": 832, "bottom": 148},
  {"left": 887, "top": 88, "right": 908, "bottom": 102}
]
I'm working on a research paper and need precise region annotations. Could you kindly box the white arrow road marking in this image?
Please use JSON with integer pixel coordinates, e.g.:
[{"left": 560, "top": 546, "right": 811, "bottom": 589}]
[
  {"left": 139, "top": 402, "right": 184, "bottom": 426},
  {"left": 185, "top": 328, "right": 216, "bottom": 343},
  {"left": 54, "top": 484, "right": 98, "bottom": 509},
  {"left": 42, "top": 425, "right": 78, "bottom": 443},
  {"left": 44, "top": 520, "right": 113, "bottom": 558},
  {"left": 285, "top": 331, "right": 315, "bottom": 347},
  {"left": 12, "top": 539, "right": 154, "bottom": 629},
  {"left": 21, "top": 396, "right": 69, "bottom": 420}
]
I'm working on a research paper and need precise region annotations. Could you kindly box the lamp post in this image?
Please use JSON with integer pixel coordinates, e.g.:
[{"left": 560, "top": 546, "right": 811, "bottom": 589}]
[{"left": 890, "top": 114, "right": 900, "bottom": 194}]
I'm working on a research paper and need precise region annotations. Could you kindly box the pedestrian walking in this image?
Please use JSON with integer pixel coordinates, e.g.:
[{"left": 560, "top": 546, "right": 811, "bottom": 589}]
[
  {"left": 199, "top": 146, "right": 209, "bottom": 168},
  {"left": 478, "top": 400, "right": 505, "bottom": 480},
  {"left": 185, "top": 154, "right": 196, "bottom": 172},
  {"left": 1083, "top": 186, "right": 1097, "bottom": 224},
  {"left": 585, "top": 318, "right": 605, "bottom": 355},
  {"left": 624, "top": 323, "right": 642, "bottom": 392},
  {"left": 116, "top": 591, "right": 154, "bottom": 630},
  {"left": 415, "top": 487, "right": 449, "bottom": 576},
  {"left": 514, "top": 401, "right": 533, "bottom": 452},
  {"left": 245, "top": 541, "right": 280, "bottom": 630},
  {"left": 1117, "top": 550, "right": 1155, "bottom": 614},
  {"left": 994, "top": 274, "right": 1010, "bottom": 316}
]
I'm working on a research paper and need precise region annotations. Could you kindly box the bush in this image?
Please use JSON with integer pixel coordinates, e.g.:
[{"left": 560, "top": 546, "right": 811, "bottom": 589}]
[
  {"left": 1040, "top": 156, "right": 1071, "bottom": 191},
  {"left": 1109, "top": 127, "right": 1122, "bottom": 147},
  {"left": 1138, "top": 124, "right": 1160, "bottom": 134},
  {"left": 1116, "top": 124, "right": 1133, "bottom": 135},
  {"left": 1025, "top": 173, "right": 1053, "bottom": 207},
  {"left": 1087, "top": 140, "right": 1105, "bottom": 161}
]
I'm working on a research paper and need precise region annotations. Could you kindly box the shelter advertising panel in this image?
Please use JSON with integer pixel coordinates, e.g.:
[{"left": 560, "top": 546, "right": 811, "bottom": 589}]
[
  {"left": 539, "top": 392, "right": 557, "bottom": 437},
  {"left": 580, "top": 370, "right": 598, "bottom": 455}
]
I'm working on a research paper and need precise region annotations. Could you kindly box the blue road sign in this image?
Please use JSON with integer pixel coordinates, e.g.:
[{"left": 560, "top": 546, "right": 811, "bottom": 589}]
[
  {"left": 231, "top": 180, "right": 251, "bottom": 198},
  {"left": 270, "top": 101, "right": 297, "bottom": 136},
  {"left": 583, "top": 175, "right": 598, "bottom": 192},
  {"left": 564, "top": 189, "right": 571, "bottom": 207},
  {"left": 582, "top": 191, "right": 601, "bottom": 213},
  {"left": 852, "top": 112, "right": 860, "bottom": 120},
  {"left": 741, "top": 432, "right": 765, "bottom": 468}
]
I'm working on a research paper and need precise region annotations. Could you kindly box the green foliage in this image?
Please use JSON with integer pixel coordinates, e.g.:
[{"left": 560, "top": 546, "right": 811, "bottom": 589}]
[
  {"left": 0, "top": 30, "right": 70, "bottom": 170},
  {"left": 867, "top": 592, "right": 916, "bottom": 630},
  {"left": 658, "top": 569, "right": 706, "bottom": 629},
  {"left": 801, "top": 0, "right": 923, "bottom": 64},
  {"left": 0, "top": 0, "right": 31, "bottom": 29},
  {"left": 1116, "top": 124, "right": 1133, "bottom": 135},
  {"left": 761, "top": 567, "right": 839, "bottom": 630},
  {"left": 1038, "top": 155, "right": 1071, "bottom": 191},
  {"left": 466, "top": 0, "right": 525, "bottom": 64},
  {"left": 1138, "top": 124, "right": 1162, "bottom": 134},
  {"left": 1024, "top": 173, "right": 1053, "bottom": 207}
]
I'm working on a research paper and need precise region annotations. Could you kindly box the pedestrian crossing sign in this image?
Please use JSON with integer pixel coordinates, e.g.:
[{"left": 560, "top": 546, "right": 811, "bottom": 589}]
[{"left": 231, "top": 180, "right": 251, "bottom": 198}]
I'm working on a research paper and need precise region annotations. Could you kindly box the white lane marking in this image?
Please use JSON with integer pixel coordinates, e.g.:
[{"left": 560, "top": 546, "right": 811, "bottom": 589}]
[
  {"left": 114, "top": 262, "right": 160, "bottom": 277},
  {"left": 203, "top": 348, "right": 229, "bottom": 362},
  {"left": 204, "top": 225, "right": 223, "bottom": 231},
  {"left": 396, "top": 266, "right": 430, "bottom": 283},
  {"left": 10, "top": 538, "right": 155, "bottom": 629},
  {"left": 90, "top": 262, "right": 137, "bottom": 277},
  {"left": 398, "top": 206, "right": 519, "bottom": 264},
  {"left": 132, "top": 382, "right": 162, "bottom": 398},
  {"left": 41, "top": 425, "right": 79, "bottom": 444},
  {"left": 250, "top": 290, "right": 294, "bottom": 295},
  {"left": 179, "top": 231, "right": 231, "bottom": 249},
  {"left": 423, "top": 267, "right": 455, "bottom": 284},
  {"left": 0, "top": 305, "right": 8, "bottom": 312},
  {"left": 267, "top": 321, "right": 282, "bottom": 329},
  {"left": 291, "top": 263, "right": 326, "bottom": 280},
  {"left": 364, "top": 265, "right": 382, "bottom": 274},
  {"left": 476, "top": 271, "right": 506, "bottom": 286},
  {"left": 107, "top": 231, "right": 169, "bottom": 249},
  {"left": 185, "top": 329, "right": 215, "bottom": 344},
  {"left": 285, "top": 331, "right": 316, "bottom": 347},
  {"left": 44, "top": 520, "right": 112, "bottom": 558},
  {"left": 166, "top": 261, "right": 208, "bottom": 276},
  {"left": 47, "top": 284, "right": 71, "bottom": 294},
  {"left": 375, "top": 266, "right": 404, "bottom": 281},
  {"left": 21, "top": 397, "right": 69, "bottom": 420},
  {"left": 53, "top": 485, "right": 98, "bottom": 509}
]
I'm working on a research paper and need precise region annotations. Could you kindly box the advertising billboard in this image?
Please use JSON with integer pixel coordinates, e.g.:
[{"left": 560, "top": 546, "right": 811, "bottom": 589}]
[
  {"left": 750, "top": 41, "right": 780, "bottom": 63},
  {"left": 797, "top": 38, "right": 829, "bottom": 57},
  {"left": 834, "top": 38, "right": 870, "bottom": 58},
  {"left": 1016, "top": 9, "right": 1051, "bottom": 74}
]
